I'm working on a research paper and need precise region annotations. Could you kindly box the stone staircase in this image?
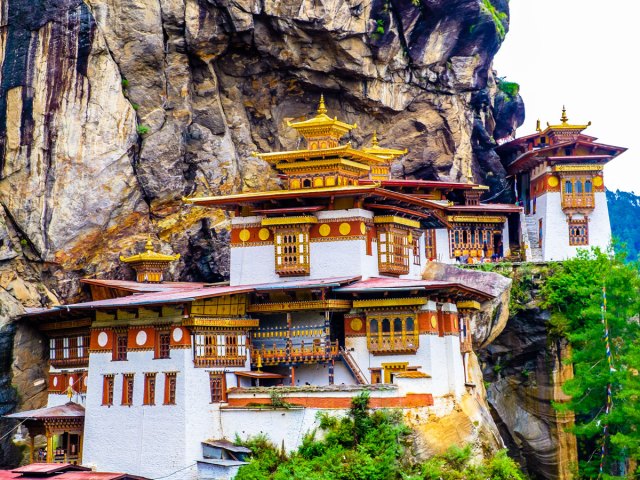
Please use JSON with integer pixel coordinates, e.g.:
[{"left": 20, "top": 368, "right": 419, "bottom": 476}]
[
  {"left": 524, "top": 215, "right": 543, "bottom": 262},
  {"left": 339, "top": 347, "right": 368, "bottom": 385}
]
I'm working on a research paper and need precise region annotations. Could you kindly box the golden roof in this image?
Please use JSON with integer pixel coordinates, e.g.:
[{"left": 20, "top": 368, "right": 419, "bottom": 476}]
[
  {"left": 544, "top": 106, "right": 591, "bottom": 132},
  {"left": 120, "top": 239, "right": 180, "bottom": 264},
  {"left": 255, "top": 144, "right": 388, "bottom": 165},
  {"left": 287, "top": 95, "right": 357, "bottom": 139},
  {"left": 361, "top": 131, "right": 407, "bottom": 159}
]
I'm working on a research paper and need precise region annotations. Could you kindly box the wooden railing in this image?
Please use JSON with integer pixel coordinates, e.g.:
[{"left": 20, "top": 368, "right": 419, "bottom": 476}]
[
  {"left": 367, "top": 333, "right": 419, "bottom": 355},
  {"left": 251, "top": 341, "right": 339, "bottom": 366},
  {"left": 340, "top": 347, "right": 368, "bottom": 384},
  {"left": 562, "top": 193, "right": 595, "bottom": 210}
]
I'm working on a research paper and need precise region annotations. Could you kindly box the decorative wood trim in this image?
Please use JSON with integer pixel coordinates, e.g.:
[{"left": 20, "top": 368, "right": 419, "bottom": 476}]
[
  {"left": 353, "top": 297, "right": 427, "bottom": 308},
  {"left": 248, "top": 299, "right": 352, "bottom": 313},
  {"left": 183, "top": 317, "right": 259, "bottom": 328},
  {"left": 447, "top": 215, "right": 506, "bottom": 224},
  {"left": 262, "top": 216, "right": 318, "bottom": 226},
  {"left": 373, "top": 215, "right": 420, "bottom": 229}
]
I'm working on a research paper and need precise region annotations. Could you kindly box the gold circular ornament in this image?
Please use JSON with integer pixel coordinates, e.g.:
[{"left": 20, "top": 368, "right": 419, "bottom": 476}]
[
  {"left": 319, "top": 224, "right": 331, "bottom": 237},
  {"left": 360, "top": 222, "right": 366, "bottom": 235},
  {"left": 547, "top": 176, "right": 559, "bottom": 187},
  {"left": 239, "top": 229, "right": 251, "bottom": 242},
  {"left": 350, "top": 317, "right": 363, "bottom": 331},
  {"left": 339, "top": 223, "right": 351, "bottom": 236},
  {"left": 258, "top": 228, "right": 270, "bottom": 241},
  {"left": 430, "top": 315, "right": 437, "bottom": 329},
  {"left": 593, "top": 176, "right": 603, "bottom": 187}
]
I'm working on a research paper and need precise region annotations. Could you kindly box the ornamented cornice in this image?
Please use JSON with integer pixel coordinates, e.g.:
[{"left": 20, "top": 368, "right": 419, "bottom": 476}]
[
  {"left": 247, "top": 299, "right": 352, "bottom": 313},
  {"left": 373, "top": 215, "right": 420, "bottom": 229},
  {"left": 261, "top": 216, "right": 319, "bottom": 227},
  {"left": 353, "top": 297, "right": 427, "bottom": 308},
  {"left": 447, "top": 215, "right": 506, "bottom": 224},
  {"left": 183, "top": 317, "right": 260, "bottom": 328}
]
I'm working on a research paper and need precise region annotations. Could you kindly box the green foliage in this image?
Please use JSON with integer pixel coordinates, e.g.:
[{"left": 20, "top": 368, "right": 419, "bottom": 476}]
[
  {"left": 136, "top": 125, "right": 150, "bottom": 135},
  {"left": 374, "top": 19, "right": 385, "bottom": 35},
  {"left": 121, "top": 78, "right": 129, "bottom": 89},
  {"left": 131, "top": 103, "right": 140, "bottom": 111},
  {"left": 607, "top": 189, "right": 640, "bottom": 262},
  {"left": 19, "top": 239, "right": 28, "bottom": 246},
  {"left": 497, "top": 78, "right": 520, "bottom": 99},
  {"left": 543, "top": 247, "right": 640, "bottom": 477},
  {"left": 479, "top": 0, "right": 507, "bottom": 40},
  {"left": 269, "top": 389, "right": 289, "bottom": 408},
  {"left": 235, "top": 392, "right": 525, "bottom": 480}
]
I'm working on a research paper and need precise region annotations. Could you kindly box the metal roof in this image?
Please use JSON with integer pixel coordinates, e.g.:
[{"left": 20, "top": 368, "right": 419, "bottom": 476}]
[
  {"left": 5, "top": 402, "right": 85, "bottom": 420},
  {"left": 12, "top": 464, "right": 90, "bottom": 474},
  {"left": 334, "top": 277, "right": 493, "bottom": 300},
  {"left": 202, "top": 440, "right": 252, "bottom": 454}
]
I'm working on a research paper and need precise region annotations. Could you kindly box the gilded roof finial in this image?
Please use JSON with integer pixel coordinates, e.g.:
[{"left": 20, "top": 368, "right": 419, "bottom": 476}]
[
  {"left": 317, "top": 94, "right": 327, "bottom": 116},
  {"left": 536, "top": 119, "right": 541, "bottom": 132},
  {"left": 560, "top": 105, "right": 568, "bottom": 125},
  {"left": 145, "top": 236, "right": 155, "bottom": 252},
  {"left": 372, "top": 131, "right": 379, "bottom": 147}
]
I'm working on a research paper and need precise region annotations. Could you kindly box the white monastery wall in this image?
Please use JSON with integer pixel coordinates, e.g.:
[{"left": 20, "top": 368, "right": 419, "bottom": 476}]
[{"left": 435, "top": 229, "right": 454, "bottom": 263}]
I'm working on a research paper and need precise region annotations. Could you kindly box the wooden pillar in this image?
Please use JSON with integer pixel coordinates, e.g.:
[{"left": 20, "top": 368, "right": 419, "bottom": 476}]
[
  {"left": 290, "top": 366, "right": 295, "bottom": 386},
  {"left": 29, "top": 434, "right": 34, "bottom": 464},
  {"left": 325, "top": 310, "right": 334, "bottom": 385},
  {"left": 45, "top": 432, "right": 53, "bottom": 463}
]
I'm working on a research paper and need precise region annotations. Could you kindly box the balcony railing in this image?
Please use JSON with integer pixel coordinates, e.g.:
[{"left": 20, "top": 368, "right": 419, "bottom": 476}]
[
  {"left": 367, "top": 333, "right": 419, "bottom": 355},
  {"left": 251, "top": 340, "right": 339, "bottom": 366},
  {"left": 193, "top": 356, "right": 246, "bottom": 368},
  {"left": 562, "top": 193, "right": 595, "bottom": 210}
]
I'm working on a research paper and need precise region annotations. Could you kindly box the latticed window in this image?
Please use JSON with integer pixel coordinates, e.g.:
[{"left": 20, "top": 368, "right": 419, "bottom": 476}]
[
  {"left": 102, "top": 375, "right": 114, "bottom": 406},
  {"left": 449, "top": 225, "right": 496, "bottom": 259},
  {"left": 155, "top": 331, "right": 170, "bottom": 359},
  {"left": 424, "top": 229, "right": 437, "bottom": 261},
  {"left": 274, "top": 227, "right": 310, "bottom": 276},
  {"left": 366, "top": 312, "right": 418, "bottom": 354},
  {"left": 143, "top": 373, "right": 156, "bottom": 405},
  {"left": 377, "top": 225, "right": 410, "bottom": 275},
  {"left": 49, "top": 335, "right": 89, "bottom": 367},
  {"left": 164, "top": 372, "right": 177, "bottom": 405},
  {"left": 193, "top": 332, "right": 247, "bottom": 367},
  {"left": 113, "top": 333, "right": 128, "bottom": 361},
  {"left": 122, "top": 374, "right": 134, "bottom": 406},
  {"left": 209, "top": 372, "right": 226, "bottom": 403},
  {"left": 568, "top": 220, "right": 589, "bottom": 246},
  {"left": 412, "top": 236, "right": 421, "bottom": 265}
]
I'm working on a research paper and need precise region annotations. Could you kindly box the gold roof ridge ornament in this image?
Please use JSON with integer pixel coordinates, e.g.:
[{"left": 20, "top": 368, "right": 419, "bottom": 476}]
[
  {"left": 361, "top": 130, "right": 408, "bottom": 159},
  {"left": 544, "top": 105, "right": 591, "bottom": 131},
  {"left": 120, "top": 237, "right": 180, "bottom": 283}
]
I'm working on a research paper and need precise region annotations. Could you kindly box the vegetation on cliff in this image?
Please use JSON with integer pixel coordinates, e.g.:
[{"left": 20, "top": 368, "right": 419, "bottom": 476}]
[
  {"left": 235, "top": 393, "right": 525, "bottom": 480},
  {"left": 542, "top": 248, "right": 640, "bottom": 478},
  {"left": 607, "top": 189, "right": 640, "bottom": 261}
]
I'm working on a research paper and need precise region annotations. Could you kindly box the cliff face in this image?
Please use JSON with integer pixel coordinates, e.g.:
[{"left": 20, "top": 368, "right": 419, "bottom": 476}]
[{"left": 0, "top": 0, "right": 523, "bottom": 303}]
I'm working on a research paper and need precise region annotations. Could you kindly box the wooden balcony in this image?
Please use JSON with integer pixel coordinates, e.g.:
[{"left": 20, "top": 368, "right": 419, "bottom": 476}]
[
  {"left": 367, "top": 333, "right": 419, "bottom": 355},
  {"left": 247, "top": 299, "right": 352, "bottom": 313},
  {"left": 251, "top": 340, "right": 339, "bottom": 366},
  {"left": 378, "top": 262, "right": 409, "bottom": 276},
  {"left": 50, "top": 357, "right": 89, "bottom": 369},
  {"left": 562, "top": 193, "right": 595, "bottom": 210},
  {"left": 193, "top": 356, "right": 246, "bottom": 368}
]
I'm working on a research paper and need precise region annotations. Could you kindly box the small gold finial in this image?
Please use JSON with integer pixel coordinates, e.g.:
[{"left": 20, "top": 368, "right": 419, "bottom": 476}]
[
  {"left": 536, "top": 119, "right": 541, "bottom": 132},
  {"left": 466, "top": 162, "right": 473, "bottom": 184},
  {"left": 317, "top": 94, "right": 327, "bottom": 115},
  {"left": 372, "top": 131, "right": 379, "bottom": 147},
  {"left": 560, "top": 105, "right": 568, "bottom": 124},
  {"left": 66, "top": 386, "right": 73, "bottom": 400},
  {"left": 145, "top": 237, "right": 154, "bottom": 252}
]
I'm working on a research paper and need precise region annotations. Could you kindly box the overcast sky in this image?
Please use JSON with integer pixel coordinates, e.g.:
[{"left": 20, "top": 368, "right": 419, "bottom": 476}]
[{"left": 493, "top": 0, "right": 639, "bottom": 194}]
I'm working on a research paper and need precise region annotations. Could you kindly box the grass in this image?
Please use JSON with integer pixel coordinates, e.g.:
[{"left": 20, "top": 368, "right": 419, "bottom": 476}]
[
  {"left": 480, "top": 0, "right": 507, "bottom": 40},
  {"left": 136, "top": 125, "right": 150, "bottom": 135}
]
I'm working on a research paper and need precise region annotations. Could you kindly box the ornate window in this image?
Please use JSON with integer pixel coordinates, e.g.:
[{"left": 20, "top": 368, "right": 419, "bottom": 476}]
[
  {"left": 49, "top": 335, "right": 89, "bottom": 367},
  {"left": 366, "top": 312, "right": 418, "bottom": 354},
  {"left": 209, "top": 372, "right": 227, "bottom": 403},
  {"left": 377, "top": 225, "right": 410, "bottom": 275},
  {"left": 562, "top": 177, "right": 595, "bottom": 209},
  {"left": 274, "top": 227, "right": 310, "bottom": 276},
  {"left": 102, "top": 375, "right": 114, "bottom": 406},
  {"left": 424, "top": 229, "right": 437, "bottom": 261},
  {"left": 164, "top": 372, "right": 177, "bottom": 405},
  {"left": 113, "top": 333, "right": 128, "bottom": 361},
  {"left": 568, "top": 219, "right": 589, "bottom": 246},
  {"left": 143, "top": 373, "right": 156, "bottom": 406},
  {"left": 121, "top": 374, "right": 134, "bottom": 406},
  {"left": 449, "top": 225, "right": 496, "bottom": 259},
  {"left": 564, "top": 180, "right": 573, "bottom": 194},
  {"left": 155, "top": 331, "right": 170, "bottom": 359},
  {"left": 412, "top": 236, "right": 421, "bottom": 265},
  {"left": 585, "top": 180, "right": 592, "bottom": 193},
  {"left": 193, "top": 332, "right": 247, "bottom": 367}
]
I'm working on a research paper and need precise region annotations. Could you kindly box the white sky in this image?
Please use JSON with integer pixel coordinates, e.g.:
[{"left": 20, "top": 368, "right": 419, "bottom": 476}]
[{"left": 493, "top": 0, "right": 640, "bottom": 193}]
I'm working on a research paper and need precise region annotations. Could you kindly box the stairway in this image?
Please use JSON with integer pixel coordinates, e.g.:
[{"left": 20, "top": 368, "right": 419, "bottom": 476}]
[
  {"left": 524, "top": 215, "right": 543, "bottom": 262},
  {"left": 339, "top": 347, "right": 368, "bottom": 385}
]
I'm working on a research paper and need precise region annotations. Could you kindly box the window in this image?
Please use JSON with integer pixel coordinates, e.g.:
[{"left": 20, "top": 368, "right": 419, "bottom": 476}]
[
  {"left": 367, "top": 312, "right": 419, "bottom": 354},
  {"left": 164, "top": 372, "right": 177, "bottom": 405},
  {"left": 274, "top": 227, "right": 310, "bottom": 276},
  {"left": 193, "top": 332, "right": 247, "bottom": 367},
  {"left": 122, "top": 374, "right": 134, "bottom": 406},
  {"left": 377, "top": 225, "right": 410, "bottom": 275},
  {"left": 424, "top": 229, "right": 436, "bottom": 261},
  {"left": 564, "top": 180, "right": 573, "bottom": 194},
  {"left": 143, "top": 373, "right": 156, "bottom": 405},
  {"left": 113, "top": 333, "right": 128, "bottom": 361},
  {"left": 585, "top": 180, "right": 592, "bottom": 193},
  {"left": 449, "top": 225, "right": 497, "bottom": 259},
  {"left": 575, "top": 180, "right": 583, "bottom": 193},
  {"left": 412, "top": 236, "right": 421, "bottom": 265},
  {"left": 102, "top": 375, "right": 114, "bottom": 406},
  {"left": 564, "top": 147, "right": 572, "bottom": 156},
  {"left": 302, "top": 178, "right": 312, "bottom": 188},
  {"left": 49, "top": 335, "right": 90, "bottom": 367},
  {"left": 569, "top": 220, "right": 589, "bottom": 246},
  {"left": 209, "top": 372, "right": 226, "bottom": 403},
  {"left": 155, "top": 331, "right": 170, "bottom": 359}
]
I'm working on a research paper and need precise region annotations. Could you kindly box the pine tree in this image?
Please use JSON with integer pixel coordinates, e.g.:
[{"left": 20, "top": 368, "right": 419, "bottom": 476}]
[{"left": 543, "top": 247, "right": 640, "bottom": 478}]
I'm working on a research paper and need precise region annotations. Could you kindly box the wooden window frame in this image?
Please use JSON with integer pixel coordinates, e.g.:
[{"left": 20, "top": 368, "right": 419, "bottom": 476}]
[
  {"left": 113, "top": 333, "right": 128, "bottom": 361},
  {"left": 377, "top": 225, "right": 410, "bottom": 276},
  {"left": 155, "top": 331, "right": 170, "bottom": 359},
  {"left": 412, "top": 235, "right": 421, "bottom": 266},
  {"left": 143, "top": 373, "right": 156, "bottom": 406},
  {"left": 193, "top": 331, "right": 247, "bottom": 368},
  {"left": 568, "top": 219, "right": 589, "bottom": 246},
  {"left": 102, "top": 375, "right": 115, "bottom": 406},
  {"left": 366, "top": 312, "right": 419, "bottom": 354},
  {"left": 209, "top": 372, "right": 227, "bottom": 403},
  {"left": 163, "top": 372, "right": 177, "bottom": 405},
  {"left": 121, "top": 374, "right": 134, "bottom": 406},
  {"left": 274, "top": 226, "right": 311, "bottom": 277}
]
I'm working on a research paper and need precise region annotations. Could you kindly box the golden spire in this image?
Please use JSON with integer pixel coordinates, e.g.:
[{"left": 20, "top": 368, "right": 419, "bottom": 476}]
[
  {"left": 144, "top": 237, "right": 154, "bottom": 253},
  {"left": 560, "top": 105, "right": 568, "bottom": 125},
  {"left": 372, "top": 131, "right": 379, "bottom": 147},
  {"left": 317, "top": 94, "right": 327, "bottom": 115},
  {"left": 120, "top": 237, "right": 180, "bottom": 283},
  {"left": 536, "top": 119, "right": 541, "bottom": 132}
]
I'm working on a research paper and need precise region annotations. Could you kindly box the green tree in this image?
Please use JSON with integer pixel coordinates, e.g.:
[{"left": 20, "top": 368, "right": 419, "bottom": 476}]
[{"left": 543, "top": 247, "right": 640, "bottom": 478}]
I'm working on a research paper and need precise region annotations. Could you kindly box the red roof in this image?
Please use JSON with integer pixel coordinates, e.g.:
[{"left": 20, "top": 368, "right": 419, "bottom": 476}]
[
  {"left": 0, "top": 472, "right": 20, "bottom": 480},
  {"left": 53, "top": 473, "right": 139, "bottom": 480},
  {"left": 5, "top": 402, "right": 84, "bottom": 420},
  {"left": 12, "top": 464, "right": 90, "bottom": 474},
  {"left": 361, "top": 179, "right": 477, "bottom": 190},
  {"left": 446, "top": 203, "right": 521, "bottom": 213},
  {"left": 334, "top": 277, "right": 493, "bottom": 300}
]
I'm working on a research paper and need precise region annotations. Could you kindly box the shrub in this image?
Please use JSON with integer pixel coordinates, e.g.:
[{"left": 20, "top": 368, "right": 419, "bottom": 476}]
[{"left": 136, "top": 125, "right": 150, "bottom": 135}]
